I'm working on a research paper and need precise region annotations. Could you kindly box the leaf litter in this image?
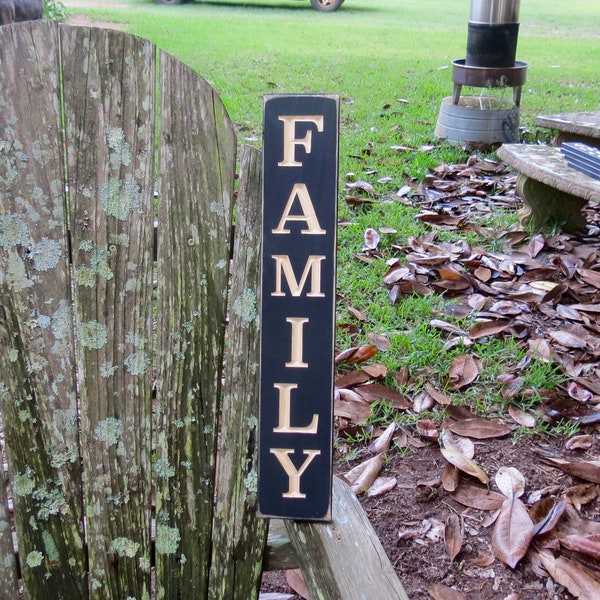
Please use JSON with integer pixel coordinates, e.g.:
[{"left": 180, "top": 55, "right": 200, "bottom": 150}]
[{"left": 264, "top": 154, "right": 600, "bottom": 598}]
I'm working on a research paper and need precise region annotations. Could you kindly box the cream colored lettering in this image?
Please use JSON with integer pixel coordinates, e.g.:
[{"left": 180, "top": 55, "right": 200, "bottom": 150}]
[
  {"left": 270, "top": 448, "right": 321, "bottom": 499},
  {"left": 286, "top": 317, "right": 309, "bottom": 368},
  {"left": 271, "top": 255, "right": 325, "bottom": 297},
  {"left": 273, "top": 383, "right": 319, "bottom": 433},
  {"left": 278, "top": 115, "right": 325, "bottom": 167},
  {"left": 272, "top": 183, "right": 326, "bottom": 235}
]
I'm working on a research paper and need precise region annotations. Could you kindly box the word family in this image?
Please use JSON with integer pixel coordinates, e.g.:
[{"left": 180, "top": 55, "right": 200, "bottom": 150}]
[{"left": 259, "top": 95, "right": 339, "bottom": 520}]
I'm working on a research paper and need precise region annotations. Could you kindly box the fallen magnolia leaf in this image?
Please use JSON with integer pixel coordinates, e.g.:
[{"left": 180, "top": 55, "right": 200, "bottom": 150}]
[
  {"left": 445, "top": 513, "right": 463, "bottom": 561},
  {"left": 491, "top": 496, "right": 534, "bottom": 569},
  {"left": 495, "top": 466, "right": 526, "bottom": 500},
  {"left": 344, "top": 453, "right": 384, "bottom": 495},
  {"left": 440, "top": 430, "right": 475, "bottom": 459},
  {"left": 565, "top": 434, "right": 595, "bottom": 451},
  {"left": 426, "top": 582, "right": 468, "bottom": 600},
  {"left": 468, "top": 318, "right": 512, "bottom": 340},
  {"left": 368, "top": 422, "right": 396, "bottom": 454},
  {"left": 534, "top": 549, "right": 600, "bottom": 599},
  {"left": 441, "top": 463, "right": 460, "bottom": 492},
  {"left": 447, "top": 354, "right": 479, "bottom": 390},
  {"left": 549, "top": 330, "right": 587, "bottom": 349},
  {"left": 413, "top": 390, "right": 435, "bottom": 413},
  {"left": 530, "top": 497, "right": 568, "bottom": 537},
  {"left": 424, "top": 383, "right": 452, "bottom": 406},
  {"left": 559, "top": 533, "right": 600, "bottom": 562},
  {"left": 447, "top": 417, "right": 511, "bottom": 440},
  {"left": 285, "top": 570, "right": 310, "bottom": 600},
  {"left": 440, "top": 448, "right": 489, "bottom": 485},
  {"left": 345, "top": 344, "right": 378, "bottom": 364},
  {"left": 363, "top": 227, "right": 380, "bottom": 250},
  {"left": 565, "top": 483, "right": 599, "bottom": 511},
  {"left": 450, "top": 482, "right": 504, "bottom": 511},
  {"left": 361, "top": 362, "right": 387, "bottom": 379},
  {"left": 507, "top": 404, "right": 536, "bottom": 428},
  {"left": 367, "top": 476, "right": 397, "bottom": 498},
  {"left": 537, "top": 454, "right": 600, "bottom": 484},
  {"left": 416, "top": 419, "right": 439, "bottom": 441}
]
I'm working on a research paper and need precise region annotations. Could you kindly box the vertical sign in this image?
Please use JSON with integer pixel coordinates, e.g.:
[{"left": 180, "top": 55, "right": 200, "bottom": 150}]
[{"left": 259, "top": 94, "right": 339, "bottom": 520}]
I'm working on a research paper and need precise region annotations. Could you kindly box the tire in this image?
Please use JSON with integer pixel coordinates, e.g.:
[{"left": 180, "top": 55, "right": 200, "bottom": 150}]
[
  {"left": 310, "top": 0, "right": 344, "bottom": 11},
  {"left": 156, "top": 0, "right": 184, "bottom": 5}
]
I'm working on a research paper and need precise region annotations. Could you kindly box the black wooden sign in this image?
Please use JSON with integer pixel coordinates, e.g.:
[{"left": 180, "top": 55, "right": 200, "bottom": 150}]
[{"left": 258, "top": 94, "right": 339, "bottom": 520}]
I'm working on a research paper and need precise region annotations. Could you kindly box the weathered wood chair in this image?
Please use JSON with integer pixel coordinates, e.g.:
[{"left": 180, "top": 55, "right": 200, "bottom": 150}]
[{"left": 0, "top": 21, "right": 408, "bottom": 599}]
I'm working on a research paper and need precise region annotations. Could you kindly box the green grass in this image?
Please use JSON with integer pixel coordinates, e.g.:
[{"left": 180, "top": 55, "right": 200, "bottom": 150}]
[{"left": 64, "top": 0, "right": 596, "bottom": 438}]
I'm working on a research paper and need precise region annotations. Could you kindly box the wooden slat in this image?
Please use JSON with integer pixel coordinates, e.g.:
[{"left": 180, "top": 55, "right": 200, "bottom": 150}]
[
  {"left": 286, "top": 477, "right": 410, "bottom": 600},
  {"left": 154, "top": 50, "right": 237, "bottom": 599},
  {"left": 209, "top": 145, "right": 267, "bottom": 599},
  {"left": 60, "top": 24, "right": 156, "bottom": 599},
  {"left": 0, "top": 21, "right": 86, "bottom": 599}
]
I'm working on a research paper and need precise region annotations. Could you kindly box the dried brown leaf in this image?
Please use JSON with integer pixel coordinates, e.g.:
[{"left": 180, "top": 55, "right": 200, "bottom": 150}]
[
  {"left": 491, "top": 496, "right": 534, "bottom": 568},
  {"left": 426, "top": 582, "right": 468, "bottom": 600},
  {"left": 495, "top": 466, "right": 526, "bottom": 500},
  {"left": 424, "top": 383, "right": 452, "bottom": 406},
  {"left": 416, "top": 419, "right": 439, "bottom": 441},
  {"left": 441, "top": 430, "right": 475, "bottom": 459},
  {"left": 440, "top": 448, "right": 489, "bottom": 485},
  {"left": 450, "top": 483, "right": 504, "bottom": 511},
  {"left": 285, "top": 570, "right": 310, "bottom": 600},
  {"left": 508, "top": 404, "right": 536, "bottom": 428},
  {"left": 538, "top": 455, "right": 600, "bottom": 484},
  {"left": 447, "top": 417, "right": 511, "bottom": 439},
  {"left": 530, "top": 497, "right": 568, "bottom": 537},
  {"left": 535, "top": 549, "right": 600, "bottom": 599},
  {"left": 361, "top": 362, "right": 387, "bottom": 379},
  {"left": 565, "top": 435, "right": 595, "bottom": 451},
  {"left": 445, "top": 513, "right": 463, "bottom": 561},
  {"left": 363, "top": 227, "right": 380, "bottom": 250},
  {"left": 441, "top": 463, "right": 460, "bottom": 492},
  {"left": 469, "top": 318, "right": 512, "bottom": 340},
  {"left": 367, "top": 476, "right": 397, "bottom": 498},
  {"left": 344, "top": 453, "right": 384, "bottom": 495},
  {"left": 447, "top": 354, "right": 479, "bottom": 390},
  {"left": 368, "top": 422, "right": 396, "bottom": 454}
]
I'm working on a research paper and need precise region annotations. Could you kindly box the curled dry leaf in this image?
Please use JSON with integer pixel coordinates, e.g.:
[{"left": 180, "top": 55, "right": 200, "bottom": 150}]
[
  {"left": 368, "top": 422, "right": 396, "bottom": 454},
  {"left": 537, "top": 455, "right": 600, "bottom": 484},
  {"left": 508, "top": 404, "right": 536, "bottom": 428},
  {"left": 285, "top": 569, "right": 310, "bottom": 600},
  {"left": 530, "top": 497, "right": 568, "bottom": 537},
  {"left": 344, "top": 453, "right": 384, "bottom": 495},
  {"left": 367, "top": 476, "right": 397, "bottom": 498},
  {"left": 416, "top": 419, "right": 439, "bottom": 441},
  {"left": 559, "top": 533, "right": 600, "bottom": 562},
  {"left": 424, "top": 383, "right": 452, "bottom": 406},
  {"left": 491, "top": 496, "right": 534, "bottom": 569},
  {"left": 441, "top": 463, "right": 460, "bottom": 493},
  {"left": 445, "top": 513, "right": 463, "bottom": 561},
  {"left": 441, "top": 430, "right": 475, "bottom": 459},
  {"left": 565, "top": 434, "right": 595, "bottom": 451},
  {"left": 440, "top": 448, "right": 489, "bottom": 485},
  {"left": 413, "top": 390, "right": 435, "bottom": 413},
  {"left": 345, "top": 344, "right": 378, "bottom": 364},
  {"left": 363, "top": 227, "right": 380, "bottom": 250},
  {"left": 495, "top": 466, "right": 526, "bottom": 500},
  {"left": 361, "top": 362, "right": 387, "bottom": 379},
  {"left": 447, "top": 354, "right": 479, "bottom": 390}
]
